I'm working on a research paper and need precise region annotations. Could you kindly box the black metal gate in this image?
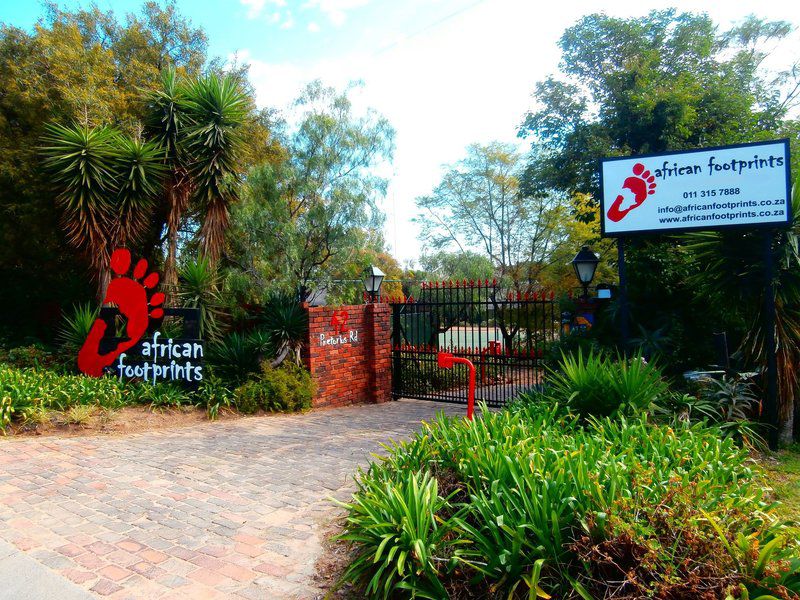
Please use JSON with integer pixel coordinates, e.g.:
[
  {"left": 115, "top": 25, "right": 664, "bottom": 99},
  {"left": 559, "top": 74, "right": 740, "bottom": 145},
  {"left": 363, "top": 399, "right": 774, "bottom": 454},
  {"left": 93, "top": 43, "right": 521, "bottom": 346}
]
[{"left": 389, "top": 280, "right": 559, "bottom": 407}]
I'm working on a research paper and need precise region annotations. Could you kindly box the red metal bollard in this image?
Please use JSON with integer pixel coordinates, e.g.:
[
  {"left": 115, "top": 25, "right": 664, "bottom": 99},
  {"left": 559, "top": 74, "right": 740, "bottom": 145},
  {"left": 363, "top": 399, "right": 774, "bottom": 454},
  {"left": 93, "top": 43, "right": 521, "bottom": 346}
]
[
  {"left": 437, "top": 352, "right": 476, "bottom": 420},
  {"left": 480, "top": 340, "right": 502, "bottom": 384}
]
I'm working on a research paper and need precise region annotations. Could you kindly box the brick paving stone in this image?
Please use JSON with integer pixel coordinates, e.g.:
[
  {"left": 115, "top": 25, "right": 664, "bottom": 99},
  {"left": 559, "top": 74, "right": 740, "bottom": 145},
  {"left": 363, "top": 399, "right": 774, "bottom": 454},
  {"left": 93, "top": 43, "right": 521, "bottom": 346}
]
[
  {"left": 197, "top": 545, "right": 229, "bottom": 558},
  {"left": 61, "top": 567, "right": 99, "bottom": 584},
  {"left": 0, "top": 400, "right": 461, "bottom": 598},
  {"left": 56, "top": 543, "right": 86, "bottom": 557},
  {"left": 139, "top": 549, "right": 168, "bottom": 564},
  {"left": 98, "top": 564, "right": 132, "bottom": 582},
  {"left": 188, "top": 568, "right": 231, "bottom": 587},
  {"left": 91, "top": 578, "right": 124, "bottom": 596}
]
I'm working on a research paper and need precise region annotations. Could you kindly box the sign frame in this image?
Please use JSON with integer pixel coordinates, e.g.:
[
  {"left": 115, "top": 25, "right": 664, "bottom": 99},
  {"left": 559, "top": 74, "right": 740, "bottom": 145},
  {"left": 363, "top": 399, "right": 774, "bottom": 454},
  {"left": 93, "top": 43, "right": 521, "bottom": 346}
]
[{"left": 599, "top": 139, "right": 792, "bottom": 238}]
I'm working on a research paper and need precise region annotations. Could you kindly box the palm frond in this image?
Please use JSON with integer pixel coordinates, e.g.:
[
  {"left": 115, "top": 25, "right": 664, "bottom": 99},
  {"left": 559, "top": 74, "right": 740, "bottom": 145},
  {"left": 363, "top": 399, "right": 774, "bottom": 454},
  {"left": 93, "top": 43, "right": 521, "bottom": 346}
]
[
  {"left": 111, "top": 136, "right": 166, "bottom": 245},
  {"left": 40, "top": 123, "right": 118, "bottom": 266}
]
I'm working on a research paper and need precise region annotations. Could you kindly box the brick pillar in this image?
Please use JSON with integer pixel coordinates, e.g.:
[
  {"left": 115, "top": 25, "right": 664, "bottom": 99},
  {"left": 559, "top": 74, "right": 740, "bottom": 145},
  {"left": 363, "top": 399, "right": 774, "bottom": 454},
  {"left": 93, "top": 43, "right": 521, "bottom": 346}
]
[
  {"left": 302, "top": 303, "right": 393, "bottom": 408},
  {"left": 367, "top": 303, "right": 391, "bottom": 404}
]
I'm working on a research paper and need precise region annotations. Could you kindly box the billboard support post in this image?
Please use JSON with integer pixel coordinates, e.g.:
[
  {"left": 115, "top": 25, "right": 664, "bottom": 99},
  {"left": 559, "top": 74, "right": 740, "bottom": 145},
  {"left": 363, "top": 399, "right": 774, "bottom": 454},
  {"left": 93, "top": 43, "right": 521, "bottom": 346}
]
[
  {"left": 763, "top": 229, "right": 779, "bottom": 449},
  {"left": 617, "top": 238, "right": 629, "bottom": 352}
]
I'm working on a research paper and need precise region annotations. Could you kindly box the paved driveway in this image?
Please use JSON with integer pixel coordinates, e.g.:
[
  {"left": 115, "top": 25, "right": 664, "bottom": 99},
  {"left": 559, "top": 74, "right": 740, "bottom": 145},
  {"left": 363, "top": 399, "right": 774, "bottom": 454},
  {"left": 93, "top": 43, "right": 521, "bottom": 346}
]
[{"left": 0, "top": 400, "right": 462, "bottom": 599}]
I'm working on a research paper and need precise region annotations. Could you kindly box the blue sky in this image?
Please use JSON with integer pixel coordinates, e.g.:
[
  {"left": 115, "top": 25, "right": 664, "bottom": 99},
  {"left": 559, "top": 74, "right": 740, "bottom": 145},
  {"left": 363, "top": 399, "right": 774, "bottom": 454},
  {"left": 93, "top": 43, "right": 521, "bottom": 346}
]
[{"left": 3, "top": 1, "right": 800, "bottom": 264}]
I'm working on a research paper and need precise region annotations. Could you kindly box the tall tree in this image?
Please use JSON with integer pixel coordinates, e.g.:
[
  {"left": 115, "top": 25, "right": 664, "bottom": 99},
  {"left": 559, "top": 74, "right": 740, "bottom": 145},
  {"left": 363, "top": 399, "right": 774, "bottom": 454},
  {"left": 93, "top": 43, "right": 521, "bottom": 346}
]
[
  {"left": 0, "top": 1, "right": 207, "bottom": 338},
  {"left": 419, "top": 250, "right": 494, "bottom": 283},
  {"left": 416, "top": 142, "right": 577, "bottom": 291},
  {"left": 144, "top": 66, "right": 190, "bottom": 294},
  {"left": 519, "top": 10, "right": 800, "bottom": 441},
  {"left": 227, "top": 81, "right": 395, "bottom": 302},
  {"left": 519, "top": 11, "right": 799, "bottom": 197},
  {"left": 181, "top": 74, "right": 248, "bottom": 265}
]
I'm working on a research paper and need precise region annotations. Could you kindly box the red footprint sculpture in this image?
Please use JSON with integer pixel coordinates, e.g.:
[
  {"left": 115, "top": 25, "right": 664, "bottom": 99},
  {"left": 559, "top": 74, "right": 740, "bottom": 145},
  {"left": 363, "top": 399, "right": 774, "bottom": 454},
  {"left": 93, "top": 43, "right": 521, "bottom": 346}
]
[{"left": 78, "top": 249, "right": 165, "bottom": 377}]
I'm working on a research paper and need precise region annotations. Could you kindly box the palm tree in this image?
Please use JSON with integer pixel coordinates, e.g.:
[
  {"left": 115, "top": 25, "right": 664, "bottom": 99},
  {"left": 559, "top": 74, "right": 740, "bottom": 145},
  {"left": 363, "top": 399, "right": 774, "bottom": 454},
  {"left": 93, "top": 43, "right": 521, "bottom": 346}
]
[
  {"left": 180, "top": 73, "right": 248, "bottom": 265},
  {"left": 144, "top": 67, "right": 191, "bottom": 296},
  {"left": 41, "top": 124, "right": 163, "bottom": 298},
  {"left": 44, "top": 70, "right": 248, "bottom": 300}
]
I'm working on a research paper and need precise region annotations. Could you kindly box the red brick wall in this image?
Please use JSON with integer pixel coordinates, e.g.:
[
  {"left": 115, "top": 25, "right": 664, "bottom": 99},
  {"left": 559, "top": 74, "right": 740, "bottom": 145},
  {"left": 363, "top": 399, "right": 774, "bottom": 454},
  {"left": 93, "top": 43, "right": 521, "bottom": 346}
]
[{"left": 302, "top": 303, "right": 392, "bottom": 409}]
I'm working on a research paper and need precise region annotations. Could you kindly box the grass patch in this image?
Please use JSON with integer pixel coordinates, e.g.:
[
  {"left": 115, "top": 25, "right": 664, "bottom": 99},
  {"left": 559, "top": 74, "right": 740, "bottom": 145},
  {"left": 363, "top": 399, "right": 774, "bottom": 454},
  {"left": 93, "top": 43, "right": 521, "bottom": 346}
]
[{"left": 762, "top": 444, "right": 800, "bottom": 535}]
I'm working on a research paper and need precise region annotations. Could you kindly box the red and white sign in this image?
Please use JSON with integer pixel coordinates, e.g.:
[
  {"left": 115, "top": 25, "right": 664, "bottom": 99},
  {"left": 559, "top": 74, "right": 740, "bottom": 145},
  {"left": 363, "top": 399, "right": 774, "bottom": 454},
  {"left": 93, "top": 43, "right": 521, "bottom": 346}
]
[
  {"left": 600, "top": 140, "right": 791, "bottom": 236},
  {"left": 319, "top": 310, "right": 359, "bottom": 346}
]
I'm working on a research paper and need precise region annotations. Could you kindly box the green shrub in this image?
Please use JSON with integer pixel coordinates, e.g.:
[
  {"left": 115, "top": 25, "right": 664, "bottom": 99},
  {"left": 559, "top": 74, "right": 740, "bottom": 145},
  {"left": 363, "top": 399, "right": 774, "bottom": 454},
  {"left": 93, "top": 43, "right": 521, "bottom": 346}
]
[
  {"left": 62, "top": 404, "right": 95, "bottom": 425},
  {"left": 259, "top": 293, "right": 308, "bottom": 366},
  {"left": 657, "top": 379, "right": 767, "bottom": 449},
  {"left": 207, "top": 330, "right": 274, "bottom": 384},
  {"left": 336, "top": 470, "right": 460, "bottom": 599},
  {"left": 194, "top": 376, "right": 233, "bottom": 420},
  {"left": 0, "top": 364, "right": 129, "bottom": 431},
  {"left": 232, "top": 381, "right": 260, "bottom": 414},
  {"left": 544, "top": 349, "right": 669, "bottom": 418},
  {"left": 134, "top": 382, "right": 188, "bottom": 409},
  {"left": 233, "top": 364, "right": 315, "bottom": 413},
  {"left": 337, "top": 406, "right": 799, "bottom": 598},
  {"left": 58, "top": 303, "right": 98, "bottom": 353},
  {"left": 0, "top": 344, "right": 57, "bottom": 369}
]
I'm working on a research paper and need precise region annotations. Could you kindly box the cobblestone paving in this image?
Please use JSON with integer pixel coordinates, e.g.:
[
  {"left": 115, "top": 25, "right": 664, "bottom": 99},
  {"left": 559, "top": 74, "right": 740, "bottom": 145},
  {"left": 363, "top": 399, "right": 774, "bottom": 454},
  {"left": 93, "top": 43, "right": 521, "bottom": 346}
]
[{"left": 0, "top": 400, "right": 462, "bottom": 599}]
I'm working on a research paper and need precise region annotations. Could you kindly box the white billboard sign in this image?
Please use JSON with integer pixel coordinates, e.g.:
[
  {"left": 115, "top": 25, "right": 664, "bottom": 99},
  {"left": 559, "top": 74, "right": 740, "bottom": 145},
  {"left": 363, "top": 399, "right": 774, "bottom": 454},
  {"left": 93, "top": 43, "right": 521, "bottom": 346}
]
[{"left": 600, "top": 140, "right": 791, "bottom": 236}]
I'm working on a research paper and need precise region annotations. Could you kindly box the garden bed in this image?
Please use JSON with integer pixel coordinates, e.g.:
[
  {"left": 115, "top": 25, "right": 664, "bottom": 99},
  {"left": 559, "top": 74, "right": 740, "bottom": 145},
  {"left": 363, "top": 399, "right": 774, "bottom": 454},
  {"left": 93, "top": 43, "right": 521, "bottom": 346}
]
[
  {"left": 327, "top": 352, "right": 800, "bottom": 599},
  {"left": 4, "top": 404, "right": 243, "bottom": 438}
]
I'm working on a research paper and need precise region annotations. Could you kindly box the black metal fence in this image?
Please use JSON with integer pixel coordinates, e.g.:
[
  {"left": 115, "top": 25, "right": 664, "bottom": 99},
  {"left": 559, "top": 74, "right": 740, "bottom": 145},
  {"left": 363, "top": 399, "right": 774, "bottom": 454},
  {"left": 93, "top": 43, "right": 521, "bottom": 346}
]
[{"left": 388, "top": 280, "right": 559, "bottom": 407}]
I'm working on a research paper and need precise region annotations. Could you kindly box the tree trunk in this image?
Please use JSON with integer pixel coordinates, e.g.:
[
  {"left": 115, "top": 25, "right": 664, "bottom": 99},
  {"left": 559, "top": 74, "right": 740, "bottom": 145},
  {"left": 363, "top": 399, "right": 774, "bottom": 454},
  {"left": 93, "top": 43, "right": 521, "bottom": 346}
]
[
  {"left": 779, "top": 409, "right": 795, "bottom": 446},
  {"left": 97, "top": 265, "right": 111, "bottom": 303},
  {"left": 95, "top": 245, "right": 112, "bottom": 302},
  {"left": 163, "top": 178, "right": 190, "bottom": 304}
]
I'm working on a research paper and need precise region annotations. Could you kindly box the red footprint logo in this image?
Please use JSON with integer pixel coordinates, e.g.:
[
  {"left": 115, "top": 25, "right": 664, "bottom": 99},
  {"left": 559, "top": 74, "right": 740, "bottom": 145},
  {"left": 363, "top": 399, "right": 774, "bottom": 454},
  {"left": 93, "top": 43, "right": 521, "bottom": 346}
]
[
  {"left": 77, "top": 249, "right": 165, "bottom": 377},
  {"left": 607, "top": 162, "right": 657, "bottom": 222}
]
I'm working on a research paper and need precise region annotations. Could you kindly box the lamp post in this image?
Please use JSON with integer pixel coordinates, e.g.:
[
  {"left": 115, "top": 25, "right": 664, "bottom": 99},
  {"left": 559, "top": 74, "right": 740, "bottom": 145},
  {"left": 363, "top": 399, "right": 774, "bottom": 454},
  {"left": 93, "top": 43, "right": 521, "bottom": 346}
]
[
  {"left": 363, "top": 265, "right": 385, "bottom": 303},
  {"left": 571, "top": 245, "right": 600, "bottom": 299}
]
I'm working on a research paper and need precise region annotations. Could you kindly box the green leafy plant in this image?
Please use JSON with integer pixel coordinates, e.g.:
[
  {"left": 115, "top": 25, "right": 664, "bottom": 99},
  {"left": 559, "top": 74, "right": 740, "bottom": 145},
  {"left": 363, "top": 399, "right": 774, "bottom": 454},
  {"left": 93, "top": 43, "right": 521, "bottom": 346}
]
[
  {"left": 630, "top": 323, "right": 672, "bottom": 361},
  {"left": 260, "top": 293, "right": 308, "bottom": 367},
  {"left": 195, "top": 376, "right": 233, "bottom": 420},
  {"left": 335, "top": 469, "right": 459, "bottom": 599},
  {"left": 337, "top": 401, "right": 799, "bottom": 598},
  {"left": 0, "top": 364, "right": 129, "bottom": 431},
  {"left": 62, "top": 404, "right": 95, "bottom": 425},
  {"left": 178, "top": 257, "right": 225, "bottom": 341},
  {"left": 58, "top": 303, "right": 99, "bottom": 353},
  {"left": 0, "top": 344, "right": 57, "bottom": 370},
  {"left": 206, "top": 330, "right": 274, "bottom": 384},
  {"left": 660, "top": 379, "right": 767, "bottom": 449},
  {"left": 704, "top": 376, "right": 760, "bottom": 421},
  {"left": 659, "top": 391, "right": 720, "bottom": 423},
  {"left": 545, "top": 349, "right": 669, "bottom": 418},
  {"left": 232, "top": 363, "right": 314, "bottom": 413},
  {"left": 135, "top": 382, "right": 188, "bottom": 410},
  {"left": 23, "top": 404, "right": 52, "bottom": 429}
]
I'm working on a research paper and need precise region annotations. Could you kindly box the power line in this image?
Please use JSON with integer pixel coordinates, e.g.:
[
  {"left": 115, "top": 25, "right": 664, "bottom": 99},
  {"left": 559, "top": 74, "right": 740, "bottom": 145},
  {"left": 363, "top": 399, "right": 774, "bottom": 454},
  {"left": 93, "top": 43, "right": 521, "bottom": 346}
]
[{"left": 374, "top": 0, "right": 490, "bottom": 56}]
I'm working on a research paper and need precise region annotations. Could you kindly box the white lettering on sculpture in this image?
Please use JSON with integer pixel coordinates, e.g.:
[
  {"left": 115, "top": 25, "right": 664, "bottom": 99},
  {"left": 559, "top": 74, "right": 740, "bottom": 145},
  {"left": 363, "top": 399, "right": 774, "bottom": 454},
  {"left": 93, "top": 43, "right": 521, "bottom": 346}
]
[{"left": 115, "top": 331, "right": 203, "bottom": 383}]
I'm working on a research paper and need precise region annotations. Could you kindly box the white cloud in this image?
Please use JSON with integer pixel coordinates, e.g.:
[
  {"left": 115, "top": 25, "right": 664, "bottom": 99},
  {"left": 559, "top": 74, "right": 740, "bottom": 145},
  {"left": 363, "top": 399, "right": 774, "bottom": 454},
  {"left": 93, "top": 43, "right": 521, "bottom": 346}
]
[
  {"left": 280, "top": 11, "right": 295, "bottom": 29},
  {"left": 307, "top": 21, "right": 321, "bottom": 33},
  {"left": 236, "top": 0, "right": 800, "bottom": 263},
  {"left": 240, "top": 0, "right": 286, "bottom": 20},
  {"left": 302, "top": 0, "right": 370, "bottom": 27}
]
